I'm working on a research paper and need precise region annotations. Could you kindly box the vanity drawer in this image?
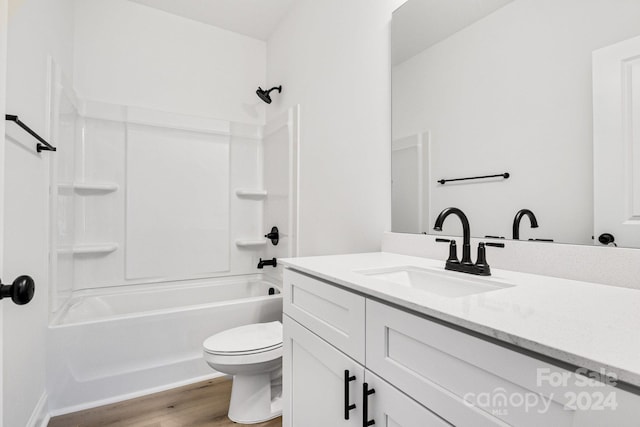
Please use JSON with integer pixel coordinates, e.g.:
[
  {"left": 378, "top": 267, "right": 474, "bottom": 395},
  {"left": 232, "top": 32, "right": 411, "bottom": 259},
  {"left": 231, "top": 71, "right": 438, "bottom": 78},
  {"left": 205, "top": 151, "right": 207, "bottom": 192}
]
[
  {"left": 283, "top": 268, "right": 365, "bottom": 363},
  {"left": 366, "top": 300, "right": 639, "bottom": 427}
]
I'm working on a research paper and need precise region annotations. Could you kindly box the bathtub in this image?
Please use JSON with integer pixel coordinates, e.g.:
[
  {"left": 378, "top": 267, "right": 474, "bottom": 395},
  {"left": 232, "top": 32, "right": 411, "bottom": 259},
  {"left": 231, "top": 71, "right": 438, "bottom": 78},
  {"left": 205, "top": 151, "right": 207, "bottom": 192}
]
[{"left": 47, "top": 275, "right": 283, "bottom": 414}]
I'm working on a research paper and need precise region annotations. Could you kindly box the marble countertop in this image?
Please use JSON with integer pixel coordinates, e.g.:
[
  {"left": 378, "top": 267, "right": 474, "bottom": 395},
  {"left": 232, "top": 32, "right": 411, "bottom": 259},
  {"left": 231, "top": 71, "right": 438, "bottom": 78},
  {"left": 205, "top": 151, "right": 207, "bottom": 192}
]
[{"left": 280, "top": 252, "right": 640, "bottom": 389}]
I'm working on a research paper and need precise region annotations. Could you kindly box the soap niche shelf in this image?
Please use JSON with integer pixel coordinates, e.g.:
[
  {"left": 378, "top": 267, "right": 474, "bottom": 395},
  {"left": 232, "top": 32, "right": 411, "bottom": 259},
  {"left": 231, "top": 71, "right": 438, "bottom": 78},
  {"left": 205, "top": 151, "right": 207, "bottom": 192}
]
[
  {"left": 57, "top": 243, "right": 119, "bottom": 255},
  {"left": 58, "top": 182, "right": 119, "bottom": 193},
  {"left": 235, "top": 189, "right": 267, "bottom": 199},
  {"left": 235, "top": 239, "right": 268, "bottom": 248}
]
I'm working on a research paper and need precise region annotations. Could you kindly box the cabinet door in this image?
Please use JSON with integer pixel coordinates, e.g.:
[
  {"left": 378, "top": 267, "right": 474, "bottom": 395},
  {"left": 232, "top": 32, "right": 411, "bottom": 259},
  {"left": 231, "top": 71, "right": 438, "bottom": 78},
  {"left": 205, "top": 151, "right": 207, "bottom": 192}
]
[
  {"left": 283, "top": 315, "right": 364, "bottom": 427},
  {"left": 364, "top": 370, "right": 452, "bottom": 427},
  {"left": 283, "top": 268, "right": 366, "bottom": 363},
  {"left": 367, "top": 300, "right": 640, "bottom": 427}
]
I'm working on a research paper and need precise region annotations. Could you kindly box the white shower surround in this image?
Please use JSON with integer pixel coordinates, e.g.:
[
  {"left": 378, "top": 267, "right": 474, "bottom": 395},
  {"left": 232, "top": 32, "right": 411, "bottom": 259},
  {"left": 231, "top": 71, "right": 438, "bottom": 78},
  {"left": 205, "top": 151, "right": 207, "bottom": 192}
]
[
  {"left": 47, "top": 275, "right": 283, "bottom": 414},
  {"left": 50, "top": 88, "right": 299, "bottom": 299}
]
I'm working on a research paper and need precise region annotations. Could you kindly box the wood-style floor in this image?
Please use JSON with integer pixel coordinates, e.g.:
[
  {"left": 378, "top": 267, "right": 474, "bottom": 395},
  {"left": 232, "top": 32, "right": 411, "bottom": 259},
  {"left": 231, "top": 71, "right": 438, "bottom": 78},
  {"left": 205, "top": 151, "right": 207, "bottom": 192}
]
[{"left": 48, "top": 377, "right": 282, "bottom": 427}]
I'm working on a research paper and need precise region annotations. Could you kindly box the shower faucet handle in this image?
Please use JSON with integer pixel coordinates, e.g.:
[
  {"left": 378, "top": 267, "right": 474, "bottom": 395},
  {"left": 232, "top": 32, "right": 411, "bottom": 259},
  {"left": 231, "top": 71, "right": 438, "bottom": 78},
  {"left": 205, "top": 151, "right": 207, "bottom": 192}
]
[{"left": 264, "top": 227, "right": 279, "bottom": 246}]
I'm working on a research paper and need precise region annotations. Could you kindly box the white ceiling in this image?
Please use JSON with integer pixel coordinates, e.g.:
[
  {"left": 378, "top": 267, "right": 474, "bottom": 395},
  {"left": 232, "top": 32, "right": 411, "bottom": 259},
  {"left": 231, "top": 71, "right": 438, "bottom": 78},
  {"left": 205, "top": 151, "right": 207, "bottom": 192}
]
[
  {"left": 392, "top": 0, "right": 514, "bottom": 65},
  {"left": 129, "top": 0, "right": 297, "bottom": 41}
]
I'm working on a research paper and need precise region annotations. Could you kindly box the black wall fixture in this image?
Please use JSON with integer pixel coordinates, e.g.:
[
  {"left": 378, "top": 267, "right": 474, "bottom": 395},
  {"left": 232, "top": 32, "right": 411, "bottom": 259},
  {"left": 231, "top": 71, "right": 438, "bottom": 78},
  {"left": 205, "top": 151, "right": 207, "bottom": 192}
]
[
  {"left": 438, "top": 172, "right": 509, "bottom": 185},
  {"left": 256, "top": 86, "right": 282, "bottom": 104},
  {"left": 265, "top": 226, "right": 279, "bottom": 246},
  {"left": 5, "top": 115, "right": 56, "bottom": 152}
]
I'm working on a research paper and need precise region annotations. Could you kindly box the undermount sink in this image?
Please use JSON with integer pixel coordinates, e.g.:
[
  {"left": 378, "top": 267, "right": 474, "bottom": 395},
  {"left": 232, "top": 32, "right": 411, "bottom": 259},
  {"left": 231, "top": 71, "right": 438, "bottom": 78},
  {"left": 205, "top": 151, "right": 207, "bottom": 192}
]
[{"left": 356, "top": 266, "right": 515, "bottom": 298}]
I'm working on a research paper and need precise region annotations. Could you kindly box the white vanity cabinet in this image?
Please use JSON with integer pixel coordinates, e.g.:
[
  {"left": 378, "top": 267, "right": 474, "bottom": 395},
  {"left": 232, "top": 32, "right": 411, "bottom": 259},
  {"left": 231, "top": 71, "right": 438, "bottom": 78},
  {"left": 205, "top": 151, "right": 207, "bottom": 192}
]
[
  {"left": 283, "top": 268, "right": 640, "bottom": 427},
  {"left": 283, "top": 269, "right": 449, "bottom": 426}
]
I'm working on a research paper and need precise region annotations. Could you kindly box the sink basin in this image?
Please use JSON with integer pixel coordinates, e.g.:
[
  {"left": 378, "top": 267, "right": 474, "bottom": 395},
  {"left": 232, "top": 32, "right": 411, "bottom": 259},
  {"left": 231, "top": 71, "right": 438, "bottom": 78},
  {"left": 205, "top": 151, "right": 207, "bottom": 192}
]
[{"left": 356, "top": 266, "right": 515, "bottom": 298}]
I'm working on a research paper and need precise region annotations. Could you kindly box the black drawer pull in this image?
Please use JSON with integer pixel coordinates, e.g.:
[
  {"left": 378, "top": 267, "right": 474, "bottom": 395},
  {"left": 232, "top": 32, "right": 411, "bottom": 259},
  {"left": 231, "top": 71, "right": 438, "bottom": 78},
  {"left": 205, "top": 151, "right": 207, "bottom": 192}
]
[
  {"left": 344, "top": 370, "right": 357, "bottom": 420},
  {"left": 363, "top": 382, "right": 375, "bottom": 426}
]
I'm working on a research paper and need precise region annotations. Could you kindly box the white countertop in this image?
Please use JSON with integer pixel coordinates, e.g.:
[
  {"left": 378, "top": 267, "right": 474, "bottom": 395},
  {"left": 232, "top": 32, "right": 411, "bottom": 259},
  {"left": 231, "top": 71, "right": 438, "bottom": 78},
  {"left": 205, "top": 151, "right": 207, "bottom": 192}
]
[{"left": 280, "top": 252, "right": 640, "bottom": 389}]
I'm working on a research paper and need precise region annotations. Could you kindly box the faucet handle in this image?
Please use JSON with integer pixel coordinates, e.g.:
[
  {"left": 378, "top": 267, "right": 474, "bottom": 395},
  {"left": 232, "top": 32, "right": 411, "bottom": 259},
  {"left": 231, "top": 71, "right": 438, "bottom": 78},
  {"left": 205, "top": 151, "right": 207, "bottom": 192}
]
[
  {"left": 474, "top": 242, "right": 505, "bottom": 276},
  {"left": 485, "top": 242, "right": 505, "bottom": 248},
  {"left": 473, "top": 242, "right": 491, "bottom": 275},
  {"left": 435, "top": 237, "right": 459, "bottom": 263},
  {"left": 476, "top": 243, "right": 488, "bottom": 265},
  {"left": 447, "top": 240, "right": 459, "bottom": 264}
]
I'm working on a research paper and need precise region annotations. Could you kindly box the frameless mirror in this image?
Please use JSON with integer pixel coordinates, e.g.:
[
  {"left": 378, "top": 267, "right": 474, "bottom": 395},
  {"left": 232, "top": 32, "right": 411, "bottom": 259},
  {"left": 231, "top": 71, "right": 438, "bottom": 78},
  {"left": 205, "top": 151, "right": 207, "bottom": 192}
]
[{"left": 391, "top": 0, "right": 640, "bottom": 248}]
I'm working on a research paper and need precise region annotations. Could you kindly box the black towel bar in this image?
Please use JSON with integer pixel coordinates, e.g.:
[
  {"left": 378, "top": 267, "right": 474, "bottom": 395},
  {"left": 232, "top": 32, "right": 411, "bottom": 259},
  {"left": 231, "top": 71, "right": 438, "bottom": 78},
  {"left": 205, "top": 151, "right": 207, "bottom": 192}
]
[
  {"left": 5, "top": 114, "right": 56, "bottom": 152},
  {"left": 438, "top": 172, "right": 509, "bottom": 185}
]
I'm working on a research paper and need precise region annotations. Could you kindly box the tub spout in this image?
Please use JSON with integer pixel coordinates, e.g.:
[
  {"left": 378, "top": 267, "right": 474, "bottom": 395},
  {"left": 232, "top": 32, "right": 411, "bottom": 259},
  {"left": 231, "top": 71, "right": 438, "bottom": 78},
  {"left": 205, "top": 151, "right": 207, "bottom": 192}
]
[{"left": 257, "top": 258, "right": 277, "bottom": 269}]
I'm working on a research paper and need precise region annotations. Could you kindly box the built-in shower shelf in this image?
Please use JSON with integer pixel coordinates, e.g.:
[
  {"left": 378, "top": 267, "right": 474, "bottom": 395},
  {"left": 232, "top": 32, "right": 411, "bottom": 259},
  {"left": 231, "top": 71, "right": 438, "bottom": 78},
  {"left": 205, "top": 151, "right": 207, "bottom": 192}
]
[
  {"left": 57, "top": 243, "right": 119, "bottom": 255},
  {"left": 58, "top": 182, "right": 119, "bottom": 193},
  {"left": 235, "top": 239, "right": 268, "bottom": 248},
  {"left": 235, "top": 189, "right": 267, "bottom": 199}
]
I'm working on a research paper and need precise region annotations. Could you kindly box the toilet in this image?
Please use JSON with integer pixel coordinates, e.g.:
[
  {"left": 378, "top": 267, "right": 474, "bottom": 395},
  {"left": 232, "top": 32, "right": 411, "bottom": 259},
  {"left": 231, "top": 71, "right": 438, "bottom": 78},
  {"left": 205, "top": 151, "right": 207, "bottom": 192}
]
[{"left": 203, "top": 321, "right": 283, "bottom": 424}]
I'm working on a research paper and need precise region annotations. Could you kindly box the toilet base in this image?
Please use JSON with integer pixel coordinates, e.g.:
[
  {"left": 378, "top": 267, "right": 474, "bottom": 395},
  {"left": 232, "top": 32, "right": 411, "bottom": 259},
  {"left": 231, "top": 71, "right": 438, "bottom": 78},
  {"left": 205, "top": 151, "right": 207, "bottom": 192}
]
[{"left": 228, "top": 372, "right": 283, "bottom": 424}]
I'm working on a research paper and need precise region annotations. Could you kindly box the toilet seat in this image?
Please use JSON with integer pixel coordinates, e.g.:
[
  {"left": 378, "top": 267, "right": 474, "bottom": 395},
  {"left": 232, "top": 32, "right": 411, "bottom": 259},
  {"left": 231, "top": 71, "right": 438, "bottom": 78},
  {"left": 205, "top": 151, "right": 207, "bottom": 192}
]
[
  {"left": 203, "top": 321, "right": 283, "bottom": 365},
  {"left": 204, "top": 345, "right": 282, "bottom": 367}
]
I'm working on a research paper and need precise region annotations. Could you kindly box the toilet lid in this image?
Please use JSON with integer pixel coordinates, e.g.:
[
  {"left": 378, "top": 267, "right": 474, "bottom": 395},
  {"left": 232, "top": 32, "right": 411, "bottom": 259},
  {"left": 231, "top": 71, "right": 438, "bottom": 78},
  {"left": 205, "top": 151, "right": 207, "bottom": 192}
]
[{"left": 203, "top": 321, "right": 282, "bottom": 355}]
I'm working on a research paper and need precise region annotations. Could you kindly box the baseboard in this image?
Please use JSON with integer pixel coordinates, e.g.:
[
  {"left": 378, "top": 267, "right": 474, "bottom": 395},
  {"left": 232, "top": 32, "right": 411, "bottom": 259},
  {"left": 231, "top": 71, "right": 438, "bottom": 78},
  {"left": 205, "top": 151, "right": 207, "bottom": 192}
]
[
  {"left": 49, "top": 372, "right": 225, "bottom": 418},
  {"left": 26, "top": 392, "right": 50, "bottom": 427}
]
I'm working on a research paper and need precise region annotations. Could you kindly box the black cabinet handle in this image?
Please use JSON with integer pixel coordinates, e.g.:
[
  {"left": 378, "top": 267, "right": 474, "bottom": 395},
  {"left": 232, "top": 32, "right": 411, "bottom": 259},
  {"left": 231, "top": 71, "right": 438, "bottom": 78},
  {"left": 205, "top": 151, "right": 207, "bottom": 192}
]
[
  {"left": 344, "top": 370, "right": 356, "bottom": 420},
  {"left": 0, "top": 275, "right": 35, "bottom": 305},
  {"left": 363, "top": 382, "right": 375, "bottom": 426}
]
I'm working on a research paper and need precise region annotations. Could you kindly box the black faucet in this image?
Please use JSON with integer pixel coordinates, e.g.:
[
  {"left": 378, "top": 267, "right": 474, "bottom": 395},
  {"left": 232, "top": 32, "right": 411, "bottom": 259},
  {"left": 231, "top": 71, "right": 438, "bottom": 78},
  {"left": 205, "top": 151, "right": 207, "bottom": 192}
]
[
  {"left": 433, "top": 207, "right": 472, "bottom": 265},
  {"left": 433, "top": 207, "right": 504, "bottom": 276},
  {"left": 257, "top": 258, "right": 277, "bottom": 269},
  {"left": 512, "top": 209, "right": 539, "bottom": 240}
]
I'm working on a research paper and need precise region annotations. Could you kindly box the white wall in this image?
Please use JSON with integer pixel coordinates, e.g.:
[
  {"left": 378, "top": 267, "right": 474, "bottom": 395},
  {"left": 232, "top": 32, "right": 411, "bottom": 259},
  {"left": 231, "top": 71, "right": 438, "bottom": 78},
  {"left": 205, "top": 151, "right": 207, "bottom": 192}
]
[
  {"left": 73, "top": 0, "right": 267, "bottom": 125},
  {"left": 392, "top": 0, "right": 640, "bottom": 244},
  {"left": 4, "top": 0, "right": 75, "bottom": 425},
  {"left": 266, "top": 0, "right": 405, "bottom": 256}
]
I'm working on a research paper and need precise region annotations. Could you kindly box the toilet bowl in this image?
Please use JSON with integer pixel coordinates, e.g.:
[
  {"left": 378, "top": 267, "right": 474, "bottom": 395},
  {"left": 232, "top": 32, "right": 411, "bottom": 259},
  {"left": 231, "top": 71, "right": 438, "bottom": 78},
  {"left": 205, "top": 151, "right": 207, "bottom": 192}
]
[{"left": 203, "top": 321, "right": 283, "bottom": 424}]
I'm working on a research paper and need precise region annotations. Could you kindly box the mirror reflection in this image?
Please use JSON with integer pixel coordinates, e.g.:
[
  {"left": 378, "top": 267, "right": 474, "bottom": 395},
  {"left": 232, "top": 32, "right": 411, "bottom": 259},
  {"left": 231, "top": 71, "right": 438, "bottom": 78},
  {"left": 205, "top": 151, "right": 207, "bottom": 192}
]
[{"left": 391, "top": 0, "right": 640, "bottom": 248}]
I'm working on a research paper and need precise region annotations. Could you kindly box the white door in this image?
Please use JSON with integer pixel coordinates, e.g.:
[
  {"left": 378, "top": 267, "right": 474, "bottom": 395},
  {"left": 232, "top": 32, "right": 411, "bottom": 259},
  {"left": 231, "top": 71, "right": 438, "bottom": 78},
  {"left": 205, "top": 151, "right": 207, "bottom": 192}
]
[
  {"left": 364, "top": 370, "right": 452, "bottom": 427},
  {"left": 282, "top": 315, "right": 364, "bottom": 427},
  {"left": 1, "top": 1, "right": 45, "bottom": 425},
  {"left": 593, "top": 34, "right": 640, "bottom": 248}
]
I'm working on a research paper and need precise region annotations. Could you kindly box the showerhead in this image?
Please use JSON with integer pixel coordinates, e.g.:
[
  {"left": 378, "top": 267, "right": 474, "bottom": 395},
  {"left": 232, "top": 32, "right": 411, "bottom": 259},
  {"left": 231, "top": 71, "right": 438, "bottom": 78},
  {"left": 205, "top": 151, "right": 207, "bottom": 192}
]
[{"left": 256, "top": 85, "right": 282, "bottom": 104}]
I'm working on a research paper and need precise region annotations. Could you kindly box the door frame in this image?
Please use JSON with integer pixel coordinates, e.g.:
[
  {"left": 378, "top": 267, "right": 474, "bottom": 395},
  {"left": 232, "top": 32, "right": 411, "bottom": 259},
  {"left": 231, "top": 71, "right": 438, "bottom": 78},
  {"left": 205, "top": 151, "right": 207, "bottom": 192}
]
[
  {"left": 593, "top": 34, "right": 640, "bottom": 247},
  {"left": 0, "top": 0, "right": 8, "bottom": 425}
]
